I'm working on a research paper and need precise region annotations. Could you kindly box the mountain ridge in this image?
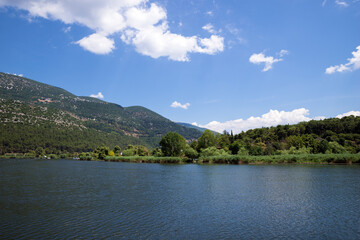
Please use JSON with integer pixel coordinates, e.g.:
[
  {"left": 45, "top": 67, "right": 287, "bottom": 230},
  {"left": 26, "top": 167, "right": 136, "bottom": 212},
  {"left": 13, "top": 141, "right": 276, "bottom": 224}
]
[{"left": 0, "top": 72, "right": 202, "bottom": 153}]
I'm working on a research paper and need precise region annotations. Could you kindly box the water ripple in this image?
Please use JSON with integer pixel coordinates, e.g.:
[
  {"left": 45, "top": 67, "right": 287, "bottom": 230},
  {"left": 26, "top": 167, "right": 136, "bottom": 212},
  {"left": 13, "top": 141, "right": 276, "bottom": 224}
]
[{"left": 0, "top": 160, "right": 360, "bottom": 239}]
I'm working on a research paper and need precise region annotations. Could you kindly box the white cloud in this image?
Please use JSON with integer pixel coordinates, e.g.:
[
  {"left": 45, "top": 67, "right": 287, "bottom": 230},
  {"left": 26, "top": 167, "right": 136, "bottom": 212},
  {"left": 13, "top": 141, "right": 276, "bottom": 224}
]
[
  {"left": 322, "top": 0, "right": 328, "bottom": 7},
  {"left": 9, "top": 73, "right": 24, "bottom": 77},
  {"left": 90, "top": 92, "right": 104, "bottom": 99},
  {"left": 325, "top": 45, "right": 360, "bottom": 74},
  {"left": 336, "top": 111, "right": 360, "bottom": 118},
  {"left": 202, "top": 23, "right": 216, "bottom": 34},
  {"left": 335, "top": 0, "right": 349, "bottom": 7},
  {"left": 0, "top": 0, "right": 224, "bottom": 61},
  {"left": 225, "top": 25, "right": 246, "bottom": 47},
  {"left": 249, "top": 52, "right": 283, "bottom": 72},
  {"left": 63, "top": 26, "right": 71, "bottom": 33},
  {"left": 196, "top": 108, "right": 313, "bottom": 134},
  {"left": 76, "top": 33, "right": 115, "bottom": 54},
  {"left": 171, "top": 101, "right": 190, "bottom": 110},
  {"left": 195, "top": 109, "right": 360, "bottom": 134},
  {"left": 278, "top": 49, "right": 289, "bottom": 57},
  {"left": 206, "top": 11, "right": 213, "bottom": 16}
]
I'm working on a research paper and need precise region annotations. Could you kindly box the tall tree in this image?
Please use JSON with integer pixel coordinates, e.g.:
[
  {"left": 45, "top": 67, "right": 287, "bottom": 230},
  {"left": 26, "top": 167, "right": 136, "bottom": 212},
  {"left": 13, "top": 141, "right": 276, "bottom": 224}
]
[
  {"left": 197, "top": 130, "right": 217, "bottom": 150},
  {"left": 159, "top": 132, "right": 186, "bottom": 157}
]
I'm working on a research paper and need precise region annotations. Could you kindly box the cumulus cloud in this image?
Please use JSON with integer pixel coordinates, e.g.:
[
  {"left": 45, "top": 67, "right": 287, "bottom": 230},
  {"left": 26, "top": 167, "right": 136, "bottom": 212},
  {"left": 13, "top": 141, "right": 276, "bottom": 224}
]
[
  {"left": 194, "top": 108, "right": 317, "bottom": 134},
  {"left": 90, "top": 92, "right": 104, "bottom": 99},
  {"left": 76, "top": 33, "right": 115, "bottom": 54},
  {"left": 171, "top": 101, "right": 190, "bottom": 110},
  {"left": 335, "top": 0, "right": 349, "bottom": 7},
  {"left": 194, "top": 109, "right": 360, "bottom": 134},
  {"left": 325, "top": 45, "right": 360, "bottom": 74},
  {"left": 249, "top": 51, "right": 285, "bottom": 72},
  {"left": 0, "top": 0, "right": 224, "bottom": 61},
  {"left": 336, "top": 111, "right": 360, "bottom": 118}
]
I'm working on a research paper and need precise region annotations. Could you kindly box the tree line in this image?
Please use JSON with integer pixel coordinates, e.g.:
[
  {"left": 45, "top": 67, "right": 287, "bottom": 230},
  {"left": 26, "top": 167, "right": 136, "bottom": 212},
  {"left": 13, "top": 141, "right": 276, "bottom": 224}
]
[{"left": 2, "top": 116, "right": 359, "bottom": 160}]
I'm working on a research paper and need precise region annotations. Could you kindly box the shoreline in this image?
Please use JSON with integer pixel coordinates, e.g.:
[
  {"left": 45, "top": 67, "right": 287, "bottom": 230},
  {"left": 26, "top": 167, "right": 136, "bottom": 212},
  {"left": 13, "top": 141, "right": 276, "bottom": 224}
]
[{"left": 2, "top": 153, "right": 360, "bottom": 165}]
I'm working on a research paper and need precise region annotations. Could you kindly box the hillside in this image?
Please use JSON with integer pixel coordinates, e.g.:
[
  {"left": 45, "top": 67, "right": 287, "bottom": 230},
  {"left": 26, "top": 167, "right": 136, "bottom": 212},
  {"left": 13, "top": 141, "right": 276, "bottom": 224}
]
[
  {"left": 177, "top": 122, "right": 218, "bottom": 134},
  {"left": 0, "top": 72, "right": 202, "bottom": 154}
]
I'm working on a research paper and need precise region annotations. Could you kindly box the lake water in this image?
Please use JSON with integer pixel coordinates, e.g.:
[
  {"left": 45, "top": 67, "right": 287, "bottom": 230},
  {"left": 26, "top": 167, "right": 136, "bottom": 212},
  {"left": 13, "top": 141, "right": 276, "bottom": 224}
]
[{"left": 0, "top": 159, "right": 359, "bottom": 239}]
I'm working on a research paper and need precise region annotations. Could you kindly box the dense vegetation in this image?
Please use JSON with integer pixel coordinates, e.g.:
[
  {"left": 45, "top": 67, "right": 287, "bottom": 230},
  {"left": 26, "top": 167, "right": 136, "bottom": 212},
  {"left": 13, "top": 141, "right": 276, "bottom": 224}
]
[
  {"left": 69, "top": 116, "right": 360, "bottom": 165},
  {"left": 0, "top": 72, "right": 202, "bottom": 154}
]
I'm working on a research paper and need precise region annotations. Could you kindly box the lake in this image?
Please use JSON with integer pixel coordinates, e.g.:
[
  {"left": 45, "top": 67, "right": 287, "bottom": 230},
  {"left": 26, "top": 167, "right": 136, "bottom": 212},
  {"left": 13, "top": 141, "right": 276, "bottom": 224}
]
[{"left": 0, "top": 159, "right": 359, "bottom": 239}]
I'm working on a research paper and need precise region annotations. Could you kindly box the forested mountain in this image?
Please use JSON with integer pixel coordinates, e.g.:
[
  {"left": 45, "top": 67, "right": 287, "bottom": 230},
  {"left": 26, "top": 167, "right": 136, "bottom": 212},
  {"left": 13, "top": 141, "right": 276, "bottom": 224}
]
[
  {"left": 177, "top": 122, "right": 217, "bottom": 133},
  {"left": 0, "top": 72, "right": 202, "bottom": 154}
]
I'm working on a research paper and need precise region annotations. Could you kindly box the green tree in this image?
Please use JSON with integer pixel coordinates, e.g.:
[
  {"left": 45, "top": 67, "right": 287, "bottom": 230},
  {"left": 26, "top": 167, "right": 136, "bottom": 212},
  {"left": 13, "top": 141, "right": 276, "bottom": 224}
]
[
  {"left": 35, "top": 147, "right": 45, "bottom": 157},
  {"left": 159, "top": 132, "right": 186, "bottom": 157},
  {"left": 184, "top": 146, "right": 199, "bottom": 160},
  {"left": 229, "top": 141, "right": 242, "bottom": 155},
  {"left": 113, "top": 145, "right": 121, "bottom": 156},
  {"left": 200, "top": 146, "right": 229, "bottom": 157},
  {"left": 198, "top": 130, "right": 217, "bottom": 150},
  {"left": 94, "top": 146, "right": 110, "bottom": 159},
  {"left": 151, "top": 147, "right": 162, "bottom": 157}
]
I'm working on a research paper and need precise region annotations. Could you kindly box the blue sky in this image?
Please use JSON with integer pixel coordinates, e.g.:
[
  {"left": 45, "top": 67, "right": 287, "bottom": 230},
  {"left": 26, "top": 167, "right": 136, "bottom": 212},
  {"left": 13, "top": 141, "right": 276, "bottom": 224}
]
[{"left": 0, "top": 0, "right": 359, "bottom": 133}]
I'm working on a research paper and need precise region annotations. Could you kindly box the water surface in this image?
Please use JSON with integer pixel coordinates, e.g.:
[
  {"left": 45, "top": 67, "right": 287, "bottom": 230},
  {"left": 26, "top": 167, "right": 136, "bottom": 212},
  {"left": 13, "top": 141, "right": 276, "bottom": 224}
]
[{"left": 0, "top": 159, "right": 359, "bottom": 239}]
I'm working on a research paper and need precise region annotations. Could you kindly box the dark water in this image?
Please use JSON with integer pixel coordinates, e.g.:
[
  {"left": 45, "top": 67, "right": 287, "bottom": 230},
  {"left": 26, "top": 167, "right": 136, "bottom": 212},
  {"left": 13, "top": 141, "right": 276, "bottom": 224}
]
[{"left": 0, "top": 159, "right": 359, "bottom": 239}]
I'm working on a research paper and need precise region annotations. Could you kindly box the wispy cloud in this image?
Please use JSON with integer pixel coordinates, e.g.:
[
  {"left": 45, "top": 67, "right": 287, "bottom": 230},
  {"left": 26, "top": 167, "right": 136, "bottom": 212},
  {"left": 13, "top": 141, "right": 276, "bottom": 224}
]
[
  {"left": 278, "top": 49, "right": 289, "bottom": 57},
  {"left": 63, "top": 26, "right": 71, "bottom": 33},
  {"left": 249, "top": 50, "right": 288, "bottom": 72},
  {"left": 90, "top": 92, "right": 104, "bottom": 99},
  {"left": 206, "top": 11, "right": 213, "bottom": 16},
  {"left": 226, "top": 24, "right": 246, "bottom": 47},
  {"left": 325, "top": 45, "right": 360, "bottom": 74},
  {"left": 202, "top": 23, "right": 218, "bottom": 34},
  {"left": 0, "top": 0, "right": 224, "bottom": 61},
  {"left": 335, "top": 0, "right": 349, "bottom": 7},
  {"left": 171, "top": 101, "right": 190, "bottom": 110}
]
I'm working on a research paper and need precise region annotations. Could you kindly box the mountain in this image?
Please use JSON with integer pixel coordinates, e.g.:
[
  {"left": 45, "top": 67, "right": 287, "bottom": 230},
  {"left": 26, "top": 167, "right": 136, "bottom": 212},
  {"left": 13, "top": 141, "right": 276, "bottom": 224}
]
[
  {"left": 0, "top": 72, "right": 202, "bottom": 154},
  {"left": 177, "top": 122, "right": 218, "bottom": 134}
]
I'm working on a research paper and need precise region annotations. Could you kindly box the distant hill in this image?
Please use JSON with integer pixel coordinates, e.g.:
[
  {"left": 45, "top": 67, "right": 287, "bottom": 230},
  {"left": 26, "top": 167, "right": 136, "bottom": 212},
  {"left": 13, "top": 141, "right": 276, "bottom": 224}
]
[
  {"left": 0, "top": 72, "right": 202, "bottom": 154},
  {"left": 177, "top": 122, "right": 218, "bottom": 134}
]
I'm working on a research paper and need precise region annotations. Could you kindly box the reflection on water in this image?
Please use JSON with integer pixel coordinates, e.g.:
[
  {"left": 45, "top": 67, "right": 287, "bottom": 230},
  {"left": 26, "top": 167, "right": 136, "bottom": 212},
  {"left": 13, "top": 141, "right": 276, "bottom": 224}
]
[{"left": 0, "top": 159, "right": 359, "bottom": 239}]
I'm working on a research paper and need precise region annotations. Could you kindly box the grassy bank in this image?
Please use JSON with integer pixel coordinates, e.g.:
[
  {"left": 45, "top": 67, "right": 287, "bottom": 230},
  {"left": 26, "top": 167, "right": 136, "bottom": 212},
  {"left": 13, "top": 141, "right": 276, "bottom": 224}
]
[
  {"left": 3, "top": 153, "right": 360, "bottom": 165},
  {"left": 103, "top": 156, "right": 189, "bottom": 164},
  {"left": 198, "top": 153, "right": 360, "bottom": 164}
]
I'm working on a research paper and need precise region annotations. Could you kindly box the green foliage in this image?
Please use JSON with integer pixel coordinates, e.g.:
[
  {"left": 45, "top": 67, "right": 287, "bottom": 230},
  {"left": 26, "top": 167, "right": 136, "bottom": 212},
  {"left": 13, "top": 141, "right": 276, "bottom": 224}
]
[
  {"left": 122, "top": 148, "right": 136, "bottom": 156},
  {"left": 113, "top": 145, "right": 121, "bottom": 156},
  {"left": 122, "top": 145, "right": 149, "bottom": 156},
  {"left": 229, "top": 141, "right": 242, "bottom": 154},
  {"left": 200, "top": 146, "right": 229, "bottom": 157},
  {"left": 184, "top": 146, "right": 199, "bottom": 160},
  {"left": 198, "top": 154, "right": 360, "bottom": 164},
  {"left": 104, "top": 156, "right": 185, "bottom": 164},
  {"left": 159, "top": 132, "right": 187, "bottom": 157},
  {"left": 328, "top": 141, "right": 347, "bottom": 154},
  {"left": 94, "top": 146, "right": 109, "bottom": 160},
  {"left": 35, "top": 147, "right": 45, "bottom": 157},
  {"left": 197, "top": 130, "right": 217, "bottom": 150},
  {"left": 151, "top": 147, "right": 163, "bottom": 157}
]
